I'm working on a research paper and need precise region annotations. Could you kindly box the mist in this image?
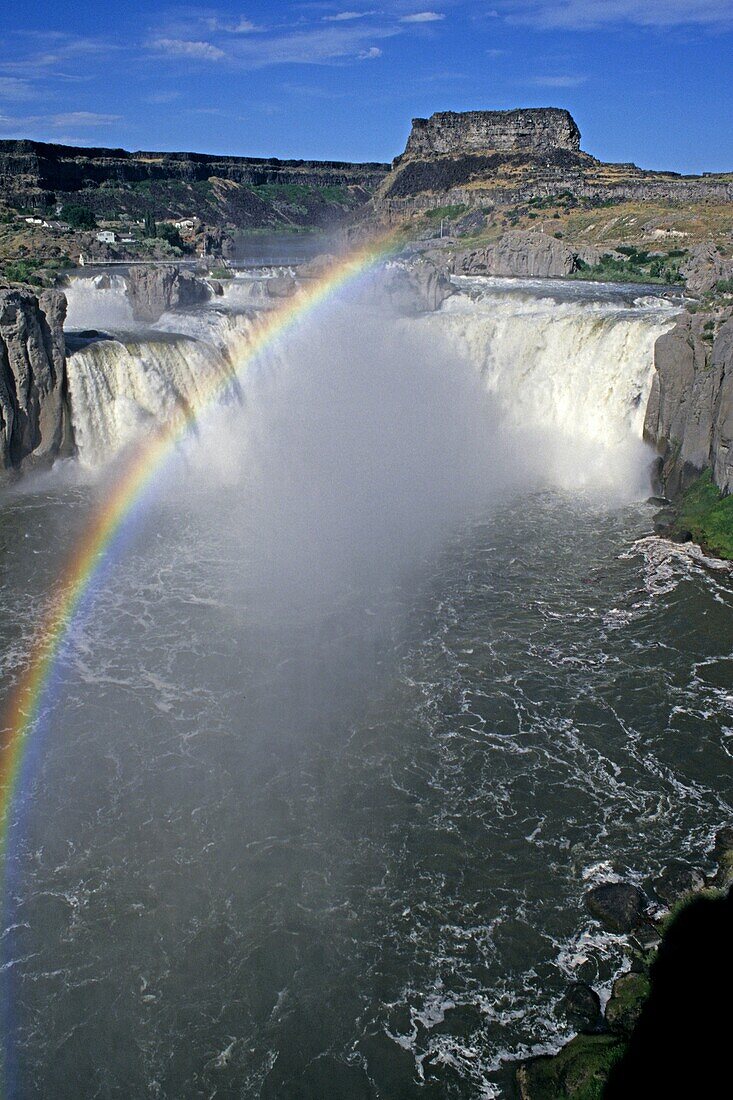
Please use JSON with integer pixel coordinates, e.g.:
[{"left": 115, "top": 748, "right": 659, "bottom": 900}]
[{"left": 155, "top": 295, "right": 525, "bottom": 611}]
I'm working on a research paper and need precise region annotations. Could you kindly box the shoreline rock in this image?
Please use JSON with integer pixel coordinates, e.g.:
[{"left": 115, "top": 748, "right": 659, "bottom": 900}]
[{"left": 516, "top": 826, "right": 733, "bottom": 1098}]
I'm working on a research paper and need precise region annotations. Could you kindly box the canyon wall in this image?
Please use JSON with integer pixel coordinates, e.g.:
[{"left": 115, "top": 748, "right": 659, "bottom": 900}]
[{"left": 0, "top": 139, "right": 389, "bottom": 229}]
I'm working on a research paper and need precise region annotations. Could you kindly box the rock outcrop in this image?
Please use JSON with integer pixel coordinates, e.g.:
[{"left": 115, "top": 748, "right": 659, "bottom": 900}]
[
  {"left": 126, "top": 266, "right": 212, "bottom": 323},
  {"left": 424, "top": 231, "right": 598, "bottom": 279},
  {"left": 679, "top": 244, "right": 733, "bottom": 295},
  {"left": 584, "top": 882, "right": 647, "bottom": 933},
  {"left": 644, "top": 313, "right": 733, "bottom": 496},
  {"left": 402, "top": 109, "right": 582, "bottom": 160},
  {"left": 0, "top": 288, "right": 72, "bottom": 475},
  {"left": 380, "top": 257, "right": 455, "bottom": 315},
  {"left": 376, "top": 107, "right": 733, "bottom": 210}
]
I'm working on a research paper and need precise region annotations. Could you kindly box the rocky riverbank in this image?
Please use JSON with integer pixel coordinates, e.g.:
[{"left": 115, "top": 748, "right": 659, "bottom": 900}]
[{"left": 516, "top": 828, "right": 733, "bottom": 1098}]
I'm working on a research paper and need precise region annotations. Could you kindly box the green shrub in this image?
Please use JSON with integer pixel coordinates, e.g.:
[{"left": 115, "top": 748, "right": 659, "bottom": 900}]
[
  {"left": 60, "top": 204, "right": 97, "bottom": 229},
  {"left": 156, "top": 222, "right": 184, "bottom": 249}
]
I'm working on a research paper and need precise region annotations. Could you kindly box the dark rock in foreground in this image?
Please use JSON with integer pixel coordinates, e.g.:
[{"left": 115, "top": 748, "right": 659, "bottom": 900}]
[
  {"left": 517, "top": 1033, "right": 625, "bottom": 1099},
  {"left": 561, "top": 982, "right": 603, "bottom": 1032},
  {"left": 652, "top": 861, "right": 706, "bottom": 907},
  {"left": 584, "top": 882, "right": 646, "bottom": 933}
]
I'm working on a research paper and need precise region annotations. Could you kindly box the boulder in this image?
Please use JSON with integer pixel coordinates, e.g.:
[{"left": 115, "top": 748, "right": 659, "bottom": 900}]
[
  {"left": 584, "top": 883, "right": 646, "bottom": 933},
  {"left": 0, "top": 288, "right": 72, "bottom": 474},
  {"left": 561, "top": 982, "right": 603, "bottom": 1032},
  {"left": 126, "top": 265, "right": 211, "bottom": 323},
  {"left": 604, "top": 972, "right": 650, "bottom": 1037},
  {"left": 652, "top": 862, "right": 706, "bottom": 907}
]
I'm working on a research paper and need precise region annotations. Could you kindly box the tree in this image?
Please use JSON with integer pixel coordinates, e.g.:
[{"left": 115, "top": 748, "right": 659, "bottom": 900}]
[
  {"left": 144, "top": 211, "right": 157, "bottom": 239},
  {"left": 156, "top": 222, "right": 184, "bottom": 250},
  {"left": 60, "top": 204, "right": 97, "bottom": 229}
]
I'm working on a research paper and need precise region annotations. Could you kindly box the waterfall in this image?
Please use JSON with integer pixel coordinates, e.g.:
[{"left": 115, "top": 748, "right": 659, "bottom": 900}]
[
  {"left": 64, "top": 275, "right": 680, "bottom": 492},
  {"left": 64, "top": 273, "right": 136, "bottom": 330},
  {"left": 414, "top": 279, "right": 680, "bottom": 493},
  {"left": 66, "top": 333, "right": 241, "bottom": 466}
]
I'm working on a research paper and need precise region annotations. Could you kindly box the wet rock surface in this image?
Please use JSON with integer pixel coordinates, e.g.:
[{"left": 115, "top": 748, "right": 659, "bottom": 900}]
[{"left": 584, "top": 883, "right": 646, "bottom": 933}]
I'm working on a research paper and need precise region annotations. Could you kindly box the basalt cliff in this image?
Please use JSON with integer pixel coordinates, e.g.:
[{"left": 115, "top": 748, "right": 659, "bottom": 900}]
[
  {"left": 0, "top": 287, "right": 72, "bottom": 476},
  {"left": 376, "top": 107, "right": 733, "bottom": 213},
  {"left": 0, "top": 139, "right": 389, "bottom": 230}
]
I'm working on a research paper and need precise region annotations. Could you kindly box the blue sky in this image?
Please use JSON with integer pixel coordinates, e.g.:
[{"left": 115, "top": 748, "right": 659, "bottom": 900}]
[{"left": 0, "top": 1, "right": 731, "bottom": 172}]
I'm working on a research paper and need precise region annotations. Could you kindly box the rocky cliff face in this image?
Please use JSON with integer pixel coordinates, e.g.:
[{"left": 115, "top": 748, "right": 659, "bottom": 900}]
[
  {"left": 644, "top": 313, "right": 733, "bottom": 496},
  {"left": 402, "top": 109, "right": 582, "bottom": 160},
  {"left": 377, "top": 107, "right": 733, "bottom": 209},
  {"left": 0, "top": 288, "right": 72, "bottom": 475},
  {"left": 125, "top": 266, "right": 212, "bottom": 323},
  {"left": 422, "top": 230, "right": 600, "bottom": 279}
]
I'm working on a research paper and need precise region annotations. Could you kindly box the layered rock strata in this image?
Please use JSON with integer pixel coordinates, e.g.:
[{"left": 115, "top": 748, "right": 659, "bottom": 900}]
[{"left": 401, "top": 109, "right": 581, "bottom": 159}]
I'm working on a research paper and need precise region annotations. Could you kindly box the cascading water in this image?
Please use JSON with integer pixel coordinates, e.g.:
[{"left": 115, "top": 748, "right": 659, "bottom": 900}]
[
  {"left": 419, "top": 277, "right": 680, "bottom": 494},
  {"left": 64, "top": 273, "right": 679, "bottom": 493},
  {"left": 63, "top": 272, "right": 136, "bottom": 330}
]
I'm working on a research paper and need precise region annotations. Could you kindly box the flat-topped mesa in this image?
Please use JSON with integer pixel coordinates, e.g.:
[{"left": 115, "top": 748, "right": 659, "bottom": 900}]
[{"left": 400, "top": 108, "right": 582, "bottom": 160}]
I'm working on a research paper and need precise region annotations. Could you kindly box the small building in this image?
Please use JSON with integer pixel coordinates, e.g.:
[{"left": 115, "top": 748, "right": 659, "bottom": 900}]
[
  {"left": 25, "top": 216, "right": 44, "bottom": 226},
  {"left": 96, "top": 230, "right": 117, "bottom": 244},
  {"left": 174, "top": 218, "right": 198, "bottom": 233}
]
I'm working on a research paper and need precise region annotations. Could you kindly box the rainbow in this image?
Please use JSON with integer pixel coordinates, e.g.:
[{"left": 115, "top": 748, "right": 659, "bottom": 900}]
[{"left": 0, "top": 233, "right": 400, "bottom": 897}]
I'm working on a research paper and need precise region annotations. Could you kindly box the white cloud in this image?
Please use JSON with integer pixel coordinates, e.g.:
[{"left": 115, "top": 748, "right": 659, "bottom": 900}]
[
  {"left": 150, "top": 38, "right": 226, "bottom": 61},
  {"left": 0, "top": 110, "right": 121, "bottom": 133},
  {"left": 497, "top": 1, "right": 733, "bottom": 29},
  {"left": 530, "top": 74, "right": 587, "bottom": 86},
  {"left": 324, "top": 10, "right": 376, "bottom": 20},
  {"left": 359, "top": 46, "right": 383, "bottom": 57},
  {"left": 0, "top": 77, "right": 34, "bottom": 100},
  {"left": 204, "top": 16, "right": 258, "bottom": 33},
  {"left": 50, "top": 111, "right": 122, "bottom": 126},
  {"left": 211, "top": 23, "right": 401, "bottom": 67},
  {"left": 399, "top": 11, "right": 446, "bottom": 22}
]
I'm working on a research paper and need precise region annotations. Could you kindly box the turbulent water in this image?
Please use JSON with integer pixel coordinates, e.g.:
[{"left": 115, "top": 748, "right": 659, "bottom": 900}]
[{"left": 1, "top": 275, "right": 731, "bottom": 1098}]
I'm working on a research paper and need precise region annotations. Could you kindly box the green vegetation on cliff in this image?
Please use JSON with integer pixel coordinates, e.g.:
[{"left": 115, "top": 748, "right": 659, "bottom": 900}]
[{"left": 667, "top": 471, "right": 733, "bottom": 558}]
